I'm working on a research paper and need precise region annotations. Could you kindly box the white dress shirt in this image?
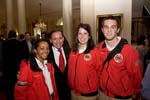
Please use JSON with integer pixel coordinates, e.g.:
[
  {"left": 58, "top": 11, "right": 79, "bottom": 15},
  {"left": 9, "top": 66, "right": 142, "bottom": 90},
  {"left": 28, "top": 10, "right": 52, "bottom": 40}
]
[
  {"left": 52, "top": 46, "right": 66, "bottom": 67},
  {"left": 35, "top": 58, "right": 54, "bottom": 95},
  {"left": 105, "top": 36, "right": 121, "bottom": 51}
]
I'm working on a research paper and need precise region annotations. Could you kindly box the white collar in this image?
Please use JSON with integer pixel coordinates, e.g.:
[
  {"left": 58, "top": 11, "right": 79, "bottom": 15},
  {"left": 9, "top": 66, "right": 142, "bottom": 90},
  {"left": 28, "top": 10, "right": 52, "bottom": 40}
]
[
  {"left": 78, "top": 46, "right": 86, "bottom": 54},
  {"left": 52, "top": 46, "right": 63, "bottom": 52},
  {"left": 35, "top": 57, "right": 47, "bottom": 70},
  {"left": 105, "top": 36, "right": 121, "bottom": 51}
]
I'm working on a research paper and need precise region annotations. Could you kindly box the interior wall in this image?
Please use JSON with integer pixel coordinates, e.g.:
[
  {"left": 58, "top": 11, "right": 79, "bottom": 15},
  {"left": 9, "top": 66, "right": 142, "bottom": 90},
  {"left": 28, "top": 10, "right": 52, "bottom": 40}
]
[
  {"left": 132, "top": 0, "right": 145, "bottom": 44},
  {"left": 94, "top": 0, "right": 132, "bottom": 43},
  {"left": 132, "top": 0, "right": 144, "bottom": 17},
  {"left": 80, "top": 0, "right": 95, "bottom": 43},
  {"left": 80, "top": 0, "right": 132, "bottom": 44}
]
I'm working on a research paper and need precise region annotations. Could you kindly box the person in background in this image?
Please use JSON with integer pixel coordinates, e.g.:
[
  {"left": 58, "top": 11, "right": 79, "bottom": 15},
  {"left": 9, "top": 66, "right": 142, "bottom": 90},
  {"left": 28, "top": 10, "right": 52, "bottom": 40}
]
[
  {"left": 141, "top": 62, "right": 150, "bottom": 100},
  {"left": 68, "top": 23, "right": 99, "bottom": 100},
  {"left": 14, "top": 39, "right": 58, "bottom": 100},
  {"left": 41, "top": 31, "right": 47, "bottom": 39},
  {"left": 18, "top": 34, "right": 24, "bottom": 42},
  {"left": 3, "top": 30, "right": 21, "bottom": 100},
  {"left": 97, "top": 15, "right": 142, "bottom": 100},
  {"left": 136, "top": 35, "right": 149, "bottom": 75},
  {"left": 35, "top": 34, "right": 41, "bottom": 40},
  {"left": 143, "top": 34, "right": 150, "bottom": 74},
  {"left": 20, "top": 32, "right": 33, "bottom": 60},
  {"left": 47, "top": 29, "right": 71, "bottom": 100},
  {"left": 0, "top": 34, "right": 5, "bottom": 86}
]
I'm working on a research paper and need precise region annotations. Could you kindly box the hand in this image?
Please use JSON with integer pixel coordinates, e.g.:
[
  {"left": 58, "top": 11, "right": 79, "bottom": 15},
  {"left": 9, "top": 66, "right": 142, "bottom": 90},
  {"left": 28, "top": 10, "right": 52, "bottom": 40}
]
[{"left": 17, "top": 71, "right": 20, "bottom": 79}]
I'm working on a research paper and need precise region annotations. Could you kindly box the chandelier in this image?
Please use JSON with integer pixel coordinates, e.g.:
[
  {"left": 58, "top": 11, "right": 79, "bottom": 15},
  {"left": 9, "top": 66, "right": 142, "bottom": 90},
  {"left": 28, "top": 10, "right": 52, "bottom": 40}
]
[
  {"left": 35, "top": 19, "right": 47, "bottom": 30},
  {"left": 34, "top": 2, "right": 47, "bottom": 31}
]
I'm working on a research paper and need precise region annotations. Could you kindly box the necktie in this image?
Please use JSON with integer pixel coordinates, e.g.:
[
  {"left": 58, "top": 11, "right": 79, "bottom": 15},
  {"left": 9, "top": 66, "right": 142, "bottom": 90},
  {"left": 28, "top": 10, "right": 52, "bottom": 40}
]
[{"left": 58, "top": 49, "right": 65, "bottom": 73}]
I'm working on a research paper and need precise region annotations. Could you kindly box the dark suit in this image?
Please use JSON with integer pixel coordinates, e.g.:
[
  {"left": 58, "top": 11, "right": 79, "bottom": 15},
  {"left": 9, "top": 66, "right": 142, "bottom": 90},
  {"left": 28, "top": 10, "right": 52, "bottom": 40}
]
[
  {"left": 48, "top": 45, "right": 71, "bottom": 100},
  {"left": 20, "top": 40, "right": 33, "bottom": 60},
  {"left": 3, "top": 39, "right": 21, "bottom": 100}
]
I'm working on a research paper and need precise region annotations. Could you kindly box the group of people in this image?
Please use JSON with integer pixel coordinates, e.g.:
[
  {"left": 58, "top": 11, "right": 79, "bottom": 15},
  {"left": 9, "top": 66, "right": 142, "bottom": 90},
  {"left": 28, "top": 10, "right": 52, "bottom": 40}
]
[
  {"left": 2, "top": 31, "right": 34, "bottom": 100},
  {"left": 3, "top": 15, "right": 149, "bottom": 100}
]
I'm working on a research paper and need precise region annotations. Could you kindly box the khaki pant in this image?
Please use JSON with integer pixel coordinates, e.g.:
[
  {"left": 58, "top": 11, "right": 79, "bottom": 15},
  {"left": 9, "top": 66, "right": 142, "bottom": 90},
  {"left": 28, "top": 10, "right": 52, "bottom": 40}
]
[
  {"left": 71, "top": 91, "right": 98, "bottom": 100},
  {"left": 97, "top": 90, "right": 132, "bottom": 100}
]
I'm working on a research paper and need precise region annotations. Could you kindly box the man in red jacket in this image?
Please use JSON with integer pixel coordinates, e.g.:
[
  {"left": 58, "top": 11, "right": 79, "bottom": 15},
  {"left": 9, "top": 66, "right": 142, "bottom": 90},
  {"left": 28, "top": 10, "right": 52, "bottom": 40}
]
[{"left": 97, "top": 15, "right": 142, "bottom": 100}]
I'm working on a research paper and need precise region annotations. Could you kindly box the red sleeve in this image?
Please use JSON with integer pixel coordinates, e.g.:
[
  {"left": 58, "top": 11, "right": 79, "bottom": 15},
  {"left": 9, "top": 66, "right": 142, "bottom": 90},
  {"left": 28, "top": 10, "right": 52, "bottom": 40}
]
[
  {"left": 126, "top": 47, "right": 142, "bottom": 94},
  {"left": 95, "top": 47, "right": 104, "bottom": 80},
  {"left": 14, "top": 60, "right": 31, "bottom": 100},
  {"left": 93, "top": 48, "right": 101, "bottom": 71}
]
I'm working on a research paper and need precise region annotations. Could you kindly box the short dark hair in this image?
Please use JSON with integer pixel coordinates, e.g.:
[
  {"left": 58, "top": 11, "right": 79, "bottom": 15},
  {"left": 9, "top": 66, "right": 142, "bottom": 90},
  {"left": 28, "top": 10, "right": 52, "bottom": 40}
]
[
  {"left": 49, "top": 29, "right": 64, "bottom": 39},
  {"left": 137, "top": 35, "right": 147, "bottom": 46},
  {"left": 48, "top": 29, "right": 70, "bottom": 47},
  {"left": 101, "top": 15, "right": 120, "bottom": 29},
  {"left": 8, "top": 30, "right": 17, "bottom": 39},
  {"left": 24, "top": 32, "right": 31, "bottom": 35}
]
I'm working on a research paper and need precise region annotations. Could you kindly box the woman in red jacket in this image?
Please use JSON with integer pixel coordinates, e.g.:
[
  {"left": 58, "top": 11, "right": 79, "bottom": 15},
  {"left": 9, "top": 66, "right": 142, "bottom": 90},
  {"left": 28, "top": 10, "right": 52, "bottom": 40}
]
[
  {"left": 14, "top": 39, "right": 58, "bottom": 100},
  {"left": 68, "top": 23, "right": 100, "bottom": 100}
]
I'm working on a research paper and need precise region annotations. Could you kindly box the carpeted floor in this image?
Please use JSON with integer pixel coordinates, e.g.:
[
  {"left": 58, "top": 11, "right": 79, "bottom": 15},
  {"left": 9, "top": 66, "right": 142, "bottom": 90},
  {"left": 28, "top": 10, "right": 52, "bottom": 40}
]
[{"left": 0, "top": 91, "right": 6, "bottom": 100}]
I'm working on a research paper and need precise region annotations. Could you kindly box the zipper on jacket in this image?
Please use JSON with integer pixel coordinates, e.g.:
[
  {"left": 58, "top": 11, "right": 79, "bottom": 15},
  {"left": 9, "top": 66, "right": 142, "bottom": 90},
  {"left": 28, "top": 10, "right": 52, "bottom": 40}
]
[{"left": 74, "top": 54, "right": 80, "bottom": 89}]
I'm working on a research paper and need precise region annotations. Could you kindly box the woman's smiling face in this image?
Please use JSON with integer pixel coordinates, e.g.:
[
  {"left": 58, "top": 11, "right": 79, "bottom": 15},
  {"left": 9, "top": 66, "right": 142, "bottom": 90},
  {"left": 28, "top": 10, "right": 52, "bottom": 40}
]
[{"left": 34, "top": 41, "right": 50, "bottom": 61}]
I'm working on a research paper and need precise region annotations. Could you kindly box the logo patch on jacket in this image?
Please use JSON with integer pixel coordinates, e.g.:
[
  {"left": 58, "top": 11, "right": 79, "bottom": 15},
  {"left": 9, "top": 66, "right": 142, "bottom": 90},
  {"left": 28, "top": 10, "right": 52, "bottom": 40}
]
[
  {"left": 114, "top": 53, "right": 123, "bottom": 63},
  {"left": 84, "top": 53, "right": 92, "bottom": 61},
  {"left": 135, "top": 60, "right": 141, "bottom": 67}
]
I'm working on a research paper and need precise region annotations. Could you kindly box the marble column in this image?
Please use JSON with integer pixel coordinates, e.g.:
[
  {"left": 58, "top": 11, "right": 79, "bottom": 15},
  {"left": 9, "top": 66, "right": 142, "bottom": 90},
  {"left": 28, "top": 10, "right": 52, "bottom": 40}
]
[
  {"left": 80, "top": 0, "right": 96, "bottom": 43},
  {"left": 6, "top": 0, "right": 14, "bottom": 34},
  {"left": 63, "top": 0, "right": 73, "bottom": 46},
  {"left": 17, "top": 0, "right": 26, "bottom": 34}
]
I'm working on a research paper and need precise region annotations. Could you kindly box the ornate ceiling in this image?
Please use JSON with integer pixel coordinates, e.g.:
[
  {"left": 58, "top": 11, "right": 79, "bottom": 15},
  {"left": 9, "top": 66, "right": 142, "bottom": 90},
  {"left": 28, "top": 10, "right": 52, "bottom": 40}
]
[{"left": 0, "top": 0, "right": 80, "bottom": 22}]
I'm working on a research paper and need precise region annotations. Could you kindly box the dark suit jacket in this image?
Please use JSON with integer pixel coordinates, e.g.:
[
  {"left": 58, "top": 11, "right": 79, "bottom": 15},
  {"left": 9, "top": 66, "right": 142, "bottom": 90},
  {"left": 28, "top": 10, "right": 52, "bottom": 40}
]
[
  {"left": 3, "top": 39, "right": 21, "bottom": 87},
  {"left": 48, "top": 45, "right": 71, "bottom": 100},
  {"left": 20, "top": 40, "right": 33, "bottom": 60}
]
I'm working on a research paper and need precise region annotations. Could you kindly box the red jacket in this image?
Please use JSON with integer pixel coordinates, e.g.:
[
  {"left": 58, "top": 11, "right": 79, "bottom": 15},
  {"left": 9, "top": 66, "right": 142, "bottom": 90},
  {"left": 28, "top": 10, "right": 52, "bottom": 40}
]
[
  {"left": 68, "top": 48, "right": 99, "bottom": 94},
  {"left": 97, "top": 41, "right": 142, "bottom": 98},
  {"left": 14, "top": 59, "right": 59, "bottom": 100}
]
